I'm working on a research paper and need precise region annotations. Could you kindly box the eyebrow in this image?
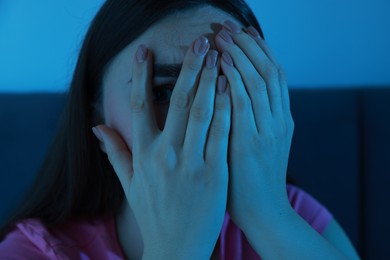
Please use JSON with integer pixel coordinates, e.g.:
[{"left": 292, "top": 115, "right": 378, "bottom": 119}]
[{"left": 153, "top": 64, "right": 182, "bottom": 78}]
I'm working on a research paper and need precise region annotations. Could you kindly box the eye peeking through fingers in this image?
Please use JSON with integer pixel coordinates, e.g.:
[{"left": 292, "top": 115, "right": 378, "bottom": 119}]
[{"left": 152, "top": 84, "right": 174, "bottom": 105}]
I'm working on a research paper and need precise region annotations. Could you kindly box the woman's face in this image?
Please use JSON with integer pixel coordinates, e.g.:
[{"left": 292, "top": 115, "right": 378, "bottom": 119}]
[{"left": 102, "top": 6, "right": 243, "bottom": 149}]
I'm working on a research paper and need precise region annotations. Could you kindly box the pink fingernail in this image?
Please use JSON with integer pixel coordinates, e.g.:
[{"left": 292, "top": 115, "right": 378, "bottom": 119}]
[
  {"left": 218, "top": 29, "right": 234, "bottom": 44},
  {"left": 193, "top": 36, "right": 210, "bottom": 56},
  {"left": 247, "top": 26, "right": 261, "bottom": 39},
  {"left": 136, "top": 44, "right": 148, "bottom": 63},
  {"left": 222, "top": 52, "right": 233, "bottom": 66},
  {"left": 223, "top": 20, "right": 241, "bottom": 34},
  {"left": 206, "top": 50, "right": 218, "bottom": 69},
  {"left": 217, "top": 75, "right": 227, "bottom": 94},
  {"left": 92, "top": 127, "right": 104, "bottom": 142}
]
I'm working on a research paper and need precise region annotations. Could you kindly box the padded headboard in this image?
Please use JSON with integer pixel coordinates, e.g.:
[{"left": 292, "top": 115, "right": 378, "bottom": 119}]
[{"left": 1, "top": 87, "right": 389, "bottom": 258}]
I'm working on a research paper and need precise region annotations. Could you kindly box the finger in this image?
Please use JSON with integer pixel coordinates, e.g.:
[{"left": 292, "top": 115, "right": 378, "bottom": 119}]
[
  {"left": 183, "top": 50, "right": 219, "bottom": 161},
  {"left": 216, "top": 31, "right": 273, "bottom": 130},
  {"left": 205, "top": 75, "right": 231, "bottom": 163},
  {"left": 162, "top": 36, "right": 210, "bottom": 148},
  {"left": 130, "top": 45, "right": 159, "bottom": 154},
  {"left": 246, "top": 25, "right": 280, "bottom": 68},
  {"left": 245, "top": 26, "right": 291, "bottom": 116},
  {"left": 92, "top": 125, "right": 133, "bottom": 188},
  {"left": 219, "top": 24, "right": 283, "bottom": 118},
  {"left": 253, "top": 37, "right": 292, "bottom": 120},
  {"left": 278, "top": 67, "right": 293, "bottom": 118},
  {"left": 220, "top": 51, "right": 259, "bottom": 135}
]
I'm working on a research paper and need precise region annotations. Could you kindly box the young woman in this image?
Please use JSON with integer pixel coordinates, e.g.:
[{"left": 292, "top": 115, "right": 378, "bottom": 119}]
[{"left": 0, "top": 0, "right": 360, "bottom": 259}]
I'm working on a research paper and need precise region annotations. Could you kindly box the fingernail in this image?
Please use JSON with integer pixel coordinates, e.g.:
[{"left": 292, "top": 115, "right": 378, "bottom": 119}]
[
  {"left": 223, "top": 20, "right": 241, "bottom": 34},
  {"left": 222, "top": 52, "right": 233, "bottom": 66},
  {"left": 247, "top": 26, "right": 261, "bottom": 39},
  {"left": 136, "top": 44, "right": 148, "bottom": 63},
  {"left": 193, "top": 36, "right": 210, "bottom": 56},
  {"left": 217, "top": 75, "right": 227, "bottom": 94},
  {"left": 92, "top": 127, "right": 104, "bottom": 143},
  {"left": 218, "top": 30, "right": 234, "bottom": 44},
  {"left": 206, "top": 50, "right": 218, "bottom": 69}
]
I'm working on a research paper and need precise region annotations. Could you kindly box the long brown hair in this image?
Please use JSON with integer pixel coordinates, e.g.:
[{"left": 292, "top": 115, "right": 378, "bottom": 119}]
[{"left": 0, "top": 0, "right": 268, "bottom": 240}]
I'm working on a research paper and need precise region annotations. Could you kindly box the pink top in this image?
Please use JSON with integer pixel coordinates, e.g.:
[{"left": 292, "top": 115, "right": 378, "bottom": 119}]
[{"left": 0, "top": 184, "right": 332, "bottom": 259}]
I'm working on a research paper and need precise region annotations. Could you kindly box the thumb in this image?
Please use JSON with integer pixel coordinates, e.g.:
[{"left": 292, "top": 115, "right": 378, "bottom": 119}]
[{"left": 92, "top": 125, "right": 134, "bottom": 187}]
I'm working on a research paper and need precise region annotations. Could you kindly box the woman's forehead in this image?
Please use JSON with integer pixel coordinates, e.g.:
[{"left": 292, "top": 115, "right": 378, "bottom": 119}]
[
  {"left": 138, "top": 6, "right": 243, "bottom": 62},
  {"left": 104, "top": 6, "right": 243, "bottom": 83}
]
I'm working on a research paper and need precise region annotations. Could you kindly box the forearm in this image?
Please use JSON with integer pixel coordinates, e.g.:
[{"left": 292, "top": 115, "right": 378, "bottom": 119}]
[{"left": 243, "top": 205, "right": 348, "bottom": 260}]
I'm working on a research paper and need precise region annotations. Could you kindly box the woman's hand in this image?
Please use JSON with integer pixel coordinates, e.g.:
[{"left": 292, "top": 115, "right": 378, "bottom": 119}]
[
  {"left": 93, "top": 36, "right": 231, "bottom": 259},
  {"left": 215, "top": 20, "right": 295, "bottom": 232}
]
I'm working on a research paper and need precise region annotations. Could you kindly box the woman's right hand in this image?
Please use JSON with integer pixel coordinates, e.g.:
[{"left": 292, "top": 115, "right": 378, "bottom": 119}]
[{"left": 93, "top": 36, "right": 231, "bottom": 259}]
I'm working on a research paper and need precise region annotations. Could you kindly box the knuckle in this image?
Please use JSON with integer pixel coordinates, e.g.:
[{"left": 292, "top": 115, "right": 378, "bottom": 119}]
[
  {"left": 171, "top": 90, "right": 190, "bottom": 111},
  {"left": 251, "top": 134, "right": 264, "bottom": 148},
  {"left": 190, "top": 105, "right": 212, "bottom": 122},
  {"left": 252, "top": 76, "right": 267, "bottom": 93},
  {"left": 185, "top": 59, "right": 202, "bottom": 72},
  {"left": 210, "top": 119, "right": 229, "bottom": 137},
  {"left": 265, "top": 65, "right": 278, "bottom": 78},
  {"left": 130, "top": 95, "right": 145, "bottom": 113},
  {"left": 235, "top": 95, "right": 251, "bottom": 111},
  {"left": 215, "top": 95, "right": 229, "bottom": 111}
]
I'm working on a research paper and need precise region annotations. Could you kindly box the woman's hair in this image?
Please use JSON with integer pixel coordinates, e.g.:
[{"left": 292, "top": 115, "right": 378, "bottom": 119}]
[{"left": 0, "top": 0, "right": 272, "bottom": 240}]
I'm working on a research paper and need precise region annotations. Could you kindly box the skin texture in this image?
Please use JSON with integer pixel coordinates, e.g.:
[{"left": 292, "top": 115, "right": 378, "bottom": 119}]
[{"left": 94, "top": 5, "right": 360, "bottom": 260}]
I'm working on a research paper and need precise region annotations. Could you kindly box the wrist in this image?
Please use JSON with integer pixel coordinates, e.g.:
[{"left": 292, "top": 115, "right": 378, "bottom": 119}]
[
  {"left": 241, "top": 201, "right": 295, "bottom": 240},
  {"left": 240, "top": 195, "right": 293, "bottom": 236}
]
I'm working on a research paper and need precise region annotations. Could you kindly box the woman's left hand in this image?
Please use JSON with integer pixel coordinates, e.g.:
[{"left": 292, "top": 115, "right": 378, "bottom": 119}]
[{"left": 215, "top": 20, "right": 295, "bottom": 232}]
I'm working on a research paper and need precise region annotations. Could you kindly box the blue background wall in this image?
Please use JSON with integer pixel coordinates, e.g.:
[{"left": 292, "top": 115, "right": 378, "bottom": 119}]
[{"left": 0, "top": 0, "right": 389, "bottom": 92}]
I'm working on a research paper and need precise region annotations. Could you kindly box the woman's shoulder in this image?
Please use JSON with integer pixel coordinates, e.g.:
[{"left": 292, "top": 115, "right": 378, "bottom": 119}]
[
  {"left": 0, "top": 219, "right": 49, "bottom": 259},
  {"left": 0, "top": 215, "right": 124, "bottom": 259},
  {"left": 286, "top": 184, "right": 333, "bottom": 234}
]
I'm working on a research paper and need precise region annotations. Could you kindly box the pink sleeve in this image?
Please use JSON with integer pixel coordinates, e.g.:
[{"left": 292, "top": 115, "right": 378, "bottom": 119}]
[
  {"left": 287, "top": 184, "right": 333, "bottom": 234},
  {"left": 0, "top": 217, "right": 125, "bottom": 260},
  {"left": 0, "top": 225, "right": 52, "bottom": 259},
  {"left": 0, "top": 219, "right": 73, "bottom": 259}
]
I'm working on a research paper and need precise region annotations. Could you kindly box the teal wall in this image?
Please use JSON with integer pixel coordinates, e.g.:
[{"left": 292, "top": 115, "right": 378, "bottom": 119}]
[{"left": 0, "top": 0, "right": 389, "bottom": 92}]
